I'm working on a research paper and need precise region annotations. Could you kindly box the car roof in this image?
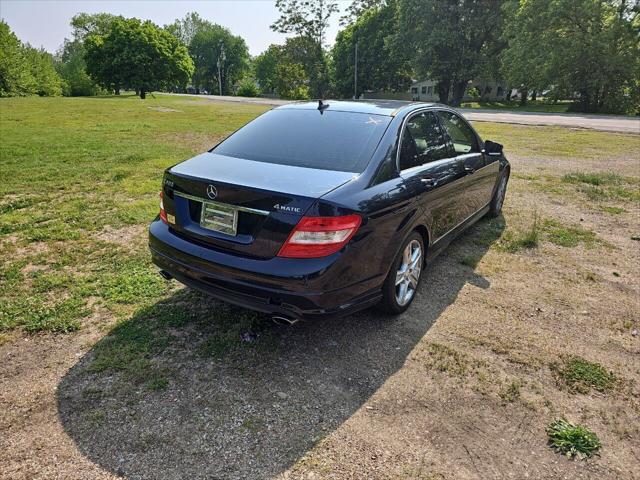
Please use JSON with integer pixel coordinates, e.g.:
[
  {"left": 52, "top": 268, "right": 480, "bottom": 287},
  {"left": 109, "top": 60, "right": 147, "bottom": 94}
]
[{"left": 274, "top": 99, "right": 445, "bottom": 117}]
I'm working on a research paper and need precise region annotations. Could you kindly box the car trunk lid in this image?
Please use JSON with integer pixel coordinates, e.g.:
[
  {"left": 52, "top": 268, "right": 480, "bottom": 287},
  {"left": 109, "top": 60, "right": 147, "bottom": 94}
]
[{"left": 161, "top": 152, "right": 356, "bottom": 259}]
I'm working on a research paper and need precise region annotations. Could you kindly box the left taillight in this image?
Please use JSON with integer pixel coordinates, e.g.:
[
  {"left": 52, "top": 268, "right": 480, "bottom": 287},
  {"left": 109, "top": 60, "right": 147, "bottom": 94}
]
[
  {"left": 277, "top": 214, "right": 362, "bottom": 258},
  {"left": 159, "top": 191, "right": 168, "bottom": 224}
]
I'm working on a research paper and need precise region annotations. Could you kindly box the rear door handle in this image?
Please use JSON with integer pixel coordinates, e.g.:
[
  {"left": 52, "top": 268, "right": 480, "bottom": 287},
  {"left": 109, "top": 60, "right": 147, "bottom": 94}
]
[
  {"left": 421, "top": 178, "right": 438, "bottom": 188},
  {"left": 464, "top": 165, "right": 475, "bottom": 174}
]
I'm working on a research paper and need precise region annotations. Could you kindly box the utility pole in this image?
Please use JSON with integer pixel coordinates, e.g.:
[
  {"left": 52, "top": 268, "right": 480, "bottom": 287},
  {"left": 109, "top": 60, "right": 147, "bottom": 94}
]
[
  {"left": 354, "top": 41, "right": 358, "bottom": 100},
  {"left": 217, "top": 42, "right": 226, "bottom": 96}
]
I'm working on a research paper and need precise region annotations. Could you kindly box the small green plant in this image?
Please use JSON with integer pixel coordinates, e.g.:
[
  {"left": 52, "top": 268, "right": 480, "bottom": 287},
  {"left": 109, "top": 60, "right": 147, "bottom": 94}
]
[
  {"left": 542, "top": 219, "right": 597, "bottom": 247},
  {"left": 547, "top": 419, "right": 601, "bottom": 459},
  {"left": 499, "top": 380, "right": 522, "bottom": 403},
  {"left": 562, "top": 172, "right": 622, "bottom": 186},
  {"left": 147, "top": 376, "right": 169, "bottom": 391},
  {"left": 499, "top": 215, "right": 539, "bottom": 253},
  {"left": 553, "top": 356, "right": 616, "bottom": 393},
  {"left": 459, "top": 253, "right": 481, "bottom": 268},
  {"left": 600, "top": 206, "right": 625, "bottom": 215}
]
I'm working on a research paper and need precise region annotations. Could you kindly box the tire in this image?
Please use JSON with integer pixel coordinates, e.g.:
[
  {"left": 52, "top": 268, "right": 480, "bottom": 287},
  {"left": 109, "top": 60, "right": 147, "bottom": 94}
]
[
  {"left": 378, "top": 231, "right": 425, "bottom": 315},
  {"left": 487, "top": 170, "right": 509, "bottom": 218}
]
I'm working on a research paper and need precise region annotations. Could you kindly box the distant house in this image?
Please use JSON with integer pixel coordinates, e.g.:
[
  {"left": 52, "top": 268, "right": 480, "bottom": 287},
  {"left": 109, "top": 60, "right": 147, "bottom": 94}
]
[
  {"left": 409, "top": 79, "right": 509, "bottom": 102},
  {"left": 363, "top": 78, "right": 510, "bottom": 103}
]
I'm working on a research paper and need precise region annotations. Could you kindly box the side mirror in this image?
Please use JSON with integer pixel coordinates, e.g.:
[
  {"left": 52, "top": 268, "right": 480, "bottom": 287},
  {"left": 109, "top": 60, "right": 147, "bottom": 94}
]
[{"left": 483, "top": 140, "right": 503, "bottom": 157}]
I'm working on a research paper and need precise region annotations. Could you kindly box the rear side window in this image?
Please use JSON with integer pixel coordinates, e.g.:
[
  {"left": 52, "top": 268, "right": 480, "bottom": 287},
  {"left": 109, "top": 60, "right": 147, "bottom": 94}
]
[
  {"left": 438, "top": 110, "right": 479, "bottom": 154},
  {"left": 212, "top": 109, "right": 391, "bottom": 173},
  {"left": 399, "top": 111, "right": 451, "bottom": 170}
]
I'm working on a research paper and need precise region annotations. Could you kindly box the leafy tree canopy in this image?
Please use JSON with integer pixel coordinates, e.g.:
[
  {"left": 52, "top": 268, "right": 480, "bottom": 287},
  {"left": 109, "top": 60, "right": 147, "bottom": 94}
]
[
  {"left": 70, "top": 13, "right": 120, "bottom": 41},
  {"left": 340, "top": 0, "right": 387, "bottom": 25},
  {"left": 332, "top": 0, "right": 411, "bottom": 98},
  {"left": 0, "top": 21, "right": 62, "bottom": 97},
  {"left": 165, "top": 13, "right": 250, "bottom": 95},
  {"left": 254, "top": 44, "right": 282, "bottom": 94},
  {"left": 501, "top": 0, "right": 640, "bottom": 113},
  {"left": 395, "top": 0, "right": 505, "bottom": 106},
  {"left": 85, "top": 17, "right": 194, "bottom": 98},
  {"left": 271, "top": 0, "right": 339, "bottom": 46}
]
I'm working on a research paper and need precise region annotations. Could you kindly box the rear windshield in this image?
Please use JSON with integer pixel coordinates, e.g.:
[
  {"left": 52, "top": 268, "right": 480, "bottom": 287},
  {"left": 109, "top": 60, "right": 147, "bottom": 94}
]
[{"left": 212, "top": 108, "right": 391, "bottom": 173}]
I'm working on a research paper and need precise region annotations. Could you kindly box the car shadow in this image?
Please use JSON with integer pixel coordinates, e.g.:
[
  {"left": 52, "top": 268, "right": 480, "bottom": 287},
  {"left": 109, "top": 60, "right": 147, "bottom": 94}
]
[{"left": 57, "top": 216, "right": 505, "bottom": 479}]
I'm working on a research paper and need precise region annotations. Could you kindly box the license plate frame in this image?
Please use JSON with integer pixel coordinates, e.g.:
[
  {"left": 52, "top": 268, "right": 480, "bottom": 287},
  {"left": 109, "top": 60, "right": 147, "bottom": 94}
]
[{"left": 199, "top": 200, "right": 238, "bottom": 236}]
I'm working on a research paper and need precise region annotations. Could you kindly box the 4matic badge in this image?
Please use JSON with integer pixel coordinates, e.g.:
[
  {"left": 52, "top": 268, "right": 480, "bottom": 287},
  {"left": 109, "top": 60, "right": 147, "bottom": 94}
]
[{"left": 273, "top": 204, "right": 302, "bottom": 213}]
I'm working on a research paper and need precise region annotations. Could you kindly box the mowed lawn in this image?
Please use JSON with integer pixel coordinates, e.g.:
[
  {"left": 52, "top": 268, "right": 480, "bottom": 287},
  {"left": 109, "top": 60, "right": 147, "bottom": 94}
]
[
  {"left": 0, "top": 95, "right": 269, "bottom": 336},
  {"left": 1, "top": 95, "right": 640, "bottom": 479}
]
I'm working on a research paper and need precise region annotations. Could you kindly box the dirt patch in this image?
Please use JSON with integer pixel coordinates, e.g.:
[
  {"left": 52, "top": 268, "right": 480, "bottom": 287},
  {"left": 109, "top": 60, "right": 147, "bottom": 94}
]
[
  {"left": 94, "top": 225, "right": 145, "bottom": 247},
  {"left": 156, "top": 131, "right": 224, "bottom": 154},
  {"left": 147, "top": 106, "right": 182, "bottom": 113}
]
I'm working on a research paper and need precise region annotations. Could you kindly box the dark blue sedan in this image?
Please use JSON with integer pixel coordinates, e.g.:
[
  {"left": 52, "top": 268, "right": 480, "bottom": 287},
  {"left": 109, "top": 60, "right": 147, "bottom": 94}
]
[{"left": 149, "top": 100, "right": 509, "bottom": 323}]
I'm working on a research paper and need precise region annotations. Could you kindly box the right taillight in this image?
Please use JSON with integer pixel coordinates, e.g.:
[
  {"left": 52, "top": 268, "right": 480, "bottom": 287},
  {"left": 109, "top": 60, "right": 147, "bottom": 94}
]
[
  {"left": 159, "top": 191, "right": 167, "bottom": 224},
  {"left": 277, "top": 214, "right": 362, "bottom": 258}
]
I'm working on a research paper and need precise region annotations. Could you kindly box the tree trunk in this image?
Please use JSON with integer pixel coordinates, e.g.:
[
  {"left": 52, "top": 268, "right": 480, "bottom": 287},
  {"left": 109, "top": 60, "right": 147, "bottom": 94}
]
[
  {"left": 114, "top": 87, "right": 120, "bottom": 95},
  {"left": 436, "top": 79, "right": 451, "bottom": 104},
  {"left": 450, "top": 81, "right": 467, "bottom": 107},
  {"left": 140, "top": 89, "right": 146, "bottom": 100},
  {"left": 134, "top": 88, "right": 139, "bottom": 96},
  {"left": 531, "top": 89, "right": 537, "bottom": 102},
  {"left": 519, "top": 86, "right": 528, "bottom": 106},
  {"left": 505, "top": 88, "right": 512, "bottom": 101}
]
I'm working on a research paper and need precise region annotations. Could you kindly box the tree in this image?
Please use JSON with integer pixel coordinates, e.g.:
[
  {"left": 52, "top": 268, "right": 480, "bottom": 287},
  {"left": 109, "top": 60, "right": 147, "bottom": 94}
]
[
  {"left": 0, "top": 21, "right": 35, "bottom": 96},
  {"left": 502, "top": 0, "right": 640, "bottom": 113},
  {"left": 165, "top": 12, "right": 210, "bottom": 46},
  {"left": 274, "top": 62, "right": 310, "bottom": 99},
  {"left": 70, "top": 12, "right": 119, "bottom": 41},
  {"left": 188, "top": 24, "right": 250, "bottom": 95},
  {"left": 271, "top": 0, "right": 339, "bottom": 46},
  {"left": 165, "top": 13, "right": 250, "bottom": 95},
  {"left": 23, "top": 46, "right": 63, "bottom": 96},
  {"left": 396, "top": 0, "right": 505, "bottom": 106},
  {"left": 0, "top": 21, "right": 62, "bottom": 97},
  {"left": 332, "top": 0, "right": 411, "bottom": 98},
  {"left": 55, "top": 39, "right": 102, "bottom": 96},
  {"left": 85, "top": 18, "right": 194, "bottom": 99},
  {"left": 254, "top": 44, "right": 282, "bottom": 94},
  {"left": 340, "top": 0, "right": 387, "bottom": 25},
  {"left": 280, "top": 36, "right": 329, "bottom": 97}
]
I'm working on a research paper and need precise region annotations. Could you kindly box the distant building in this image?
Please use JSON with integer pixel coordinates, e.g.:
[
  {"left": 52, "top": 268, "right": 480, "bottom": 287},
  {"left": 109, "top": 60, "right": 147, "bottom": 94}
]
[
  {"left": 409, "top": 79, "right": 509, "bottom": 102},
  {"left": 363, "top": 78, "right": 510, "bottom": 103}
]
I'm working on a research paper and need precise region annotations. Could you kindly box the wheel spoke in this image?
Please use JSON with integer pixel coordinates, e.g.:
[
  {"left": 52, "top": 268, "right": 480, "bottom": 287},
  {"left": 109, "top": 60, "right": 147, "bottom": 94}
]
[
  {"left": 395, "top": 269, "right": 405, "bottom": 286},
  {"left": 409, "top": 270, "right": 420, "bottom": 287},
  {"left": 398, "top": 281, "right": 408, "bottom": 304},
  {"left": 410, "top": 253, "right": 421, "bottom": 270},
  {"left": 403, "top": 246, "right": 411, "bottom": 266}
]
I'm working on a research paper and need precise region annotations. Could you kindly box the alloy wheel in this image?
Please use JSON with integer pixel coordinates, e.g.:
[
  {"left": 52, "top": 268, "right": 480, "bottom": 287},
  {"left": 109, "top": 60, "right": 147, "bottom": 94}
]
[{"left": 395, "top": 239, "right": 422, "bottom": 306}]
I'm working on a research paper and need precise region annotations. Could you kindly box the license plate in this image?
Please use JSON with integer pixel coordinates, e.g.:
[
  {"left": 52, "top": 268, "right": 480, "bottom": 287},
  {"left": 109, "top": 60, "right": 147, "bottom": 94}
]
[{"left": 200, "top": 200, "right": 238, "bottom": 235}]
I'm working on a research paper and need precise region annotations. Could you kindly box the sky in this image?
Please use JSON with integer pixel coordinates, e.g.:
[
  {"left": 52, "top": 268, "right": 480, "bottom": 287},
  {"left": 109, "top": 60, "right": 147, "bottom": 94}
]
[{"left": 0, "top": 0, "right": 350, "bottom": 56}]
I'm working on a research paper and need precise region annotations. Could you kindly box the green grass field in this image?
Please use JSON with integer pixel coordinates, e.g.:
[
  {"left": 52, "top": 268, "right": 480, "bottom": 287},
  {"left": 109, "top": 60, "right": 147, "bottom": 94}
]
[
  {"left": 0, "top": 94, "right": 268, "bottom": 335},
  {"left": 461, "top": 100, "right": 573, "bottom": 113},
  {"left": 1, "top": 94, "right": 639, "bottom": 338}
]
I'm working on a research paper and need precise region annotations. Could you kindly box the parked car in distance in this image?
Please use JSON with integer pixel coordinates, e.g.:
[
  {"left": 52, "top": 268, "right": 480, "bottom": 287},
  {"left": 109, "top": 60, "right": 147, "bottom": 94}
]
[{"left": 149, "top": 100, "right": 510, "bottom": 324}]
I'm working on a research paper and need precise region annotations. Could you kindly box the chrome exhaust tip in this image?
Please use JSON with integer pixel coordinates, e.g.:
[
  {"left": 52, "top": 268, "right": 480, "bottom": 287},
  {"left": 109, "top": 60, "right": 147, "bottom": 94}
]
[
  {"left": 271, "top": 315, "right": 299, "bottom": 326},
  {"left": 158, "top": 270, "right": 173, "bottom": 280}
]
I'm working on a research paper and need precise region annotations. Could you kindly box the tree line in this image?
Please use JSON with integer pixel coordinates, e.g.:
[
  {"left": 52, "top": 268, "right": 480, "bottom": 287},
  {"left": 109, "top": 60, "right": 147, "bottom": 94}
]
[{"left": 1, "top": 0, "right": 638, "bottom": 113}]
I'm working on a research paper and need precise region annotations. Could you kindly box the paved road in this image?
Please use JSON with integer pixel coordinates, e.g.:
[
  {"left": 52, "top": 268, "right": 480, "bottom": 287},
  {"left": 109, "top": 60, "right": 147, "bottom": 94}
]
[{"left": 171, "top": 93, "right": 640, "bottom": 134}]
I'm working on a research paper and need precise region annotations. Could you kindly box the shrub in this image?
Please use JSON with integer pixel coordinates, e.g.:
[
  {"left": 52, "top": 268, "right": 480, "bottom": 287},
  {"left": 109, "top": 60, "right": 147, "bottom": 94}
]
[{"left": 236, "top": 78, "right": 260, "bottom": 97}]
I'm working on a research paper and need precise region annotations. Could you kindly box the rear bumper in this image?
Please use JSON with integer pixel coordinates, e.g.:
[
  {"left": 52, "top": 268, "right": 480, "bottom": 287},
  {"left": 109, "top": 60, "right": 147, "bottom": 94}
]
[{"left": 148, "top": 220, "right": 383, "bottom": 320}]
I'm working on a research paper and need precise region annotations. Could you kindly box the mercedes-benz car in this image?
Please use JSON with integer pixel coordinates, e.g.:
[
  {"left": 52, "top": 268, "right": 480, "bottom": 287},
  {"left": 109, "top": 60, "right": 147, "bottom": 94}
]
[{"left": 149, "top": 100, "right": 509, "bottom": 323}]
